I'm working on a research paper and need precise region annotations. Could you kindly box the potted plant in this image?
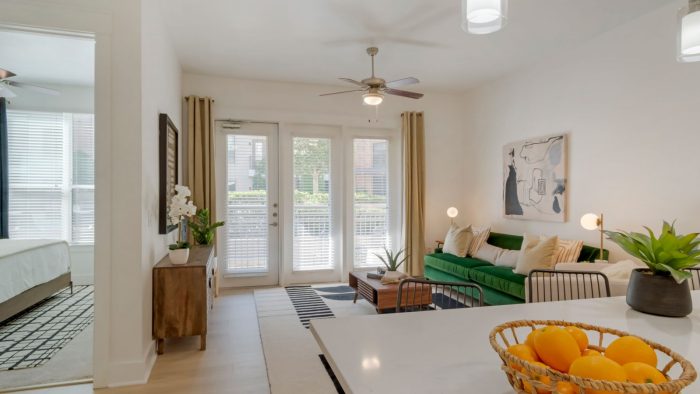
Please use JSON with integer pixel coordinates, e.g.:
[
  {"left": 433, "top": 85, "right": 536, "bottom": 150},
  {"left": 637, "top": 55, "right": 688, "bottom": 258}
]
[
  {"left": 605, "top": 221, "right": 700, "bottom": 317},
  {"left": 374, "top": 247, "right": 409, "bottom": 284},
  {"left": 168, "top": 185, "right": 197, "bottom": 265},
  {"left": 188, "top": 208, "right": 224, "bottom": 246}
]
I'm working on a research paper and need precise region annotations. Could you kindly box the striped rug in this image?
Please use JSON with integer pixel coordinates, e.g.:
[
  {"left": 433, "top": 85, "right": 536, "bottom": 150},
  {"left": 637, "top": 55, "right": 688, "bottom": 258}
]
[{"left": 284, "top": 286, "right": 335, "bottom": 328}]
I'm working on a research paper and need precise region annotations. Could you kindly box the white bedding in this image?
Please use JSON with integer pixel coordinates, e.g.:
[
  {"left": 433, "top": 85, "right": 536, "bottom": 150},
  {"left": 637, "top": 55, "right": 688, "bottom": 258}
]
[{"left": 0, "top": 239, "right": 71, "bottom": 304}]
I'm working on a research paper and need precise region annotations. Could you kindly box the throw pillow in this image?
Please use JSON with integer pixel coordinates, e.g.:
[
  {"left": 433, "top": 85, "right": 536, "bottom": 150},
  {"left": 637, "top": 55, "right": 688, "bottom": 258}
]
[
  {"left": 442, "top": 224, "right": 473, "bottom": 257},
  {"left": 514, "top": 234, "right": 559, "bottom": 275},
  {"left": 495, "top": 249, "right": 519, "bottom": 268},
  {"left": 474, "top": 243, "right": 502, "bottom": 264},
  {"left": 468, "top": 226, "right": 491, "bottom": 257},
  {"left": 553, "top": 238, "right": 584, "bottom": 264}
]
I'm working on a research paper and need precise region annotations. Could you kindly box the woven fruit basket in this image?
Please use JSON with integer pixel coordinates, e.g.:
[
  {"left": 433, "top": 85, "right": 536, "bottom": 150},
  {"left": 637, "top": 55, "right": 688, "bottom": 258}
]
[{"left": 489, "top": 320, "right": 697, "bottom": 394}]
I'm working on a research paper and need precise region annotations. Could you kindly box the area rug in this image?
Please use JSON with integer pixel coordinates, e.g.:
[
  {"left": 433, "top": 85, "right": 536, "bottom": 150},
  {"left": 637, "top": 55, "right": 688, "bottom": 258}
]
[
  {"left": 254, "top": 284, "right": 376, "bottom": 394},
  {"left": 284, "top": 286, "right": 335, "bottom": 328},
  {"left": 0, "top": 285, "right": 93, "bottom": 371}
]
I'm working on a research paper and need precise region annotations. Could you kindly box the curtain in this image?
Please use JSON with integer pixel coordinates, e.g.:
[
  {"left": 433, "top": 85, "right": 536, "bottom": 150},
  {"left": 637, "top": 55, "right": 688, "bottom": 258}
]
[
  {"left": 0, "top": 98, "right": 8, "bottom": 238},
  {"left": 402, "top": 111, "right": 425, "bottom": 276},
  {"left": 185, "top": 96, "right": 216, "bottom": 236}
]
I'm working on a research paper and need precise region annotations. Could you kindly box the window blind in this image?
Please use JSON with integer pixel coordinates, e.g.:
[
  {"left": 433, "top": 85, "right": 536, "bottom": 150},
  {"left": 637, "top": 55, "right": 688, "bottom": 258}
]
[
  {"left": 353, "top": 139, "right": 391, "bottom": 268},
  {"left": 292, "top": 137, "right": 334, "bottom": 271},
  {"left": 6, "top": 110, "right": 94, "bottom": 244}
]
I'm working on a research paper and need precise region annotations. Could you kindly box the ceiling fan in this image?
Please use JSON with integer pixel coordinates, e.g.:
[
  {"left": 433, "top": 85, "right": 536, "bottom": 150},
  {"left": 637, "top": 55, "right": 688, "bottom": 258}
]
[
  {"left": 0, "top": 67, "right": 60, "bottom": 98},
  {"left": 320, "top": 47, "right": 423, "bottom": 106}
]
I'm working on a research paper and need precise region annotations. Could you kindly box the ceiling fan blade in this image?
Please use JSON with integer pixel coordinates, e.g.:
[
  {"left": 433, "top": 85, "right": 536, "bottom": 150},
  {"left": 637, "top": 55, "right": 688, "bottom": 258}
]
[
  {"left": 0, "top": 84, "right": 17, "bottom": 98},
  {"left": 385, "top": 77, "right": 420, "bottom": 88},
  {"left": 7, "top": 81, "right": 60, "bottom": 96},
  {"left": 0, "top": 68, "right": 16, "bottom": 79},
  {"left": 339, "top": 78, "right": 368, "bottom": 87},
  {"left": 383, "top": 88, "right": 424, "bottom": 99},
  {"left": 320, "top": 89, "right": 366, "bottom": 97}
]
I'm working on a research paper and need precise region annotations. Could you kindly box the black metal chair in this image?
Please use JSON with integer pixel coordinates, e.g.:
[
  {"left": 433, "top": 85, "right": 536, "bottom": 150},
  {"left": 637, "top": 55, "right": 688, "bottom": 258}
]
[
  {"left": 396, "top": 278, "right": 484, "bottom": 313},
  {"left": 688, "top": 267, "right": 700, "bottom": 291},
  {"left": 527, "top": 269, "right": 611, "bottom": 303}
]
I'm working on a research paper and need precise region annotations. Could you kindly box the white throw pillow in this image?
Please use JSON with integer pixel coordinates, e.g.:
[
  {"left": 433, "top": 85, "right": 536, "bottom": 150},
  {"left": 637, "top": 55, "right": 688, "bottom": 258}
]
[
  {"left": 495, "top": 249, "right": 519, "bottom": 268},
  {"left": 514, "top": 234, "right": 559, "bottom": 275},
  {"left": 442, "top": 224, "right": 473, "bottom": 257},
  {"left": 474, "top": 243, "right": 502, "bottom": 264},
  {"left": 468, "top": 226, "right": 491, "bottom": 257}
]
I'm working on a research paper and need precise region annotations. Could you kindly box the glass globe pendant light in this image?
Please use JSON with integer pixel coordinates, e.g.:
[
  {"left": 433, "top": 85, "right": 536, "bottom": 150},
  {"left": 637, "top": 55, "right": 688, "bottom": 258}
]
[
  {"left": 461, "top": 0, "right": 508, "bottom": 35},
  {"left": 679, "top": 0, "right": 700, "bottom": 62}
]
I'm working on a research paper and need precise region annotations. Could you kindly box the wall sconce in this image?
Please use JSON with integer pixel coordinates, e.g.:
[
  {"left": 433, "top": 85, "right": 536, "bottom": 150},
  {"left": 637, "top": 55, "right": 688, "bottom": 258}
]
[{"left": 446, "top": 207, "right": 459, "bottom": 224}]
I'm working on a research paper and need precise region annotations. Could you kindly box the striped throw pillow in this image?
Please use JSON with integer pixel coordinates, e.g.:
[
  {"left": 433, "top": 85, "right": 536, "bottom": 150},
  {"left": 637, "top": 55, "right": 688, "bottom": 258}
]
[
  {"left": 554, "top": 239, "right": 584, "bottom": 263},
  {"left": 468, "top": 226, "right": 491, "bottom": 257}
]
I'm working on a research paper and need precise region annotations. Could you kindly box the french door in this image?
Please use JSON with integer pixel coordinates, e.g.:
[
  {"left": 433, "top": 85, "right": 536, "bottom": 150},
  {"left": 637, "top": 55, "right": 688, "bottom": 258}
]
[{"left": 218, "top": 121, "right": 399, "bottom": 287}]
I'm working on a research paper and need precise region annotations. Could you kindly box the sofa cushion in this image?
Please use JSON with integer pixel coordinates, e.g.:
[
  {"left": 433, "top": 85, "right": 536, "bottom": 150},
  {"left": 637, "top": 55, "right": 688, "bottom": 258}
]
[
  {"left": 487, "top": 233, "right": 524, "bottom": 251},
  {"left": 469, "top": 266, "right": 526, "bottom": 300},
  {"left": 424, "top": 253, "right": 492, "bottom": 281}
]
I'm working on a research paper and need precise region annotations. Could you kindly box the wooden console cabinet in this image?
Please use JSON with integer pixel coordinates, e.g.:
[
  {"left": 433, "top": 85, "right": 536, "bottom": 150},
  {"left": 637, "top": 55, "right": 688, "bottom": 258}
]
[{"left": 152, "top": 245, "right": 214, "bottom": 354}]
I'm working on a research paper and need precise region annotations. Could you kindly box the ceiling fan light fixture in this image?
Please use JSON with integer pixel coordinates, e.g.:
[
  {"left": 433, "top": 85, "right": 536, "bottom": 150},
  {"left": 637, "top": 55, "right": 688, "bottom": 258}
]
[
  {"left": 363, "top": 92, "right": 384, "bottom": 106},
  {"left": 0, "top": 83, "right": 16, "bottom": 98},
  {"left": 461, "top": 0, "right": 507, "bottom": 35},
  {"left": 678, "top": 0, "right": 700, "bottom": 62}
]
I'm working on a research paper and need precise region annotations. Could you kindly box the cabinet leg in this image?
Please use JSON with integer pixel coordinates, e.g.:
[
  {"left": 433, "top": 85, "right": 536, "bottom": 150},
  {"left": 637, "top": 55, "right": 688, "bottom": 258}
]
[
  {"left": 353, "top": 291, "right": 358, "bottom": 304},
  {"left": 200, "top": 334, "right": 206, "bottom": 351},
  {"left": 157, "top": 339, "right": 164, "bottom": 355}
]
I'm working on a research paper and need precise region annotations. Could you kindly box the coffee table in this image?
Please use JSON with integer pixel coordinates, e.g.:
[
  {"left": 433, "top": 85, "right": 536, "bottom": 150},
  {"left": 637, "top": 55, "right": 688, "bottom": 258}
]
[{"left": 348, "top": 271, "right": 431, "bottom": 313}]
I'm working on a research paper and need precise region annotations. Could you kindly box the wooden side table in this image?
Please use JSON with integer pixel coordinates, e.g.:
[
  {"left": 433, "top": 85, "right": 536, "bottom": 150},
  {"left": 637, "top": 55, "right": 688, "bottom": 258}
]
[
  {"left": 348, "top": 271, "right": 432, "bottom": 313},
  {"left": 152, "top": 245, "right": 214, "bottom": 354}
]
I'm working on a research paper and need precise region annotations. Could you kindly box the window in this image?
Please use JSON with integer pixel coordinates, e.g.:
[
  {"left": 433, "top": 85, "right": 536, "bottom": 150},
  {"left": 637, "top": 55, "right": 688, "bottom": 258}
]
[
  {"left": 7, "top": 110, "right": 95, "bottom": 244},
  {"left": 353, "top": 139, "right": 390, "bottom": 268},
  {"left": 292, "top": 137, "right": 333, "bottom": 271}
]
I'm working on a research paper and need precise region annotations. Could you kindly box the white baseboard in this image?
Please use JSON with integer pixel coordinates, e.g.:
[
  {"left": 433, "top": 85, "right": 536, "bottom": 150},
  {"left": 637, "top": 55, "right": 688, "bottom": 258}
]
[{"left": 106, "top": 341, "right": 157, "bottom": 387}]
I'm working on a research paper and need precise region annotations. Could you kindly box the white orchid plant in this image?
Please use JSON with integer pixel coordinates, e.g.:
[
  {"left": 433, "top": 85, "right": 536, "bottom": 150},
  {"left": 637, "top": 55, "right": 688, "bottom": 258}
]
[{"left": 168, "top": 184, "right": 197, "bottom": 250}]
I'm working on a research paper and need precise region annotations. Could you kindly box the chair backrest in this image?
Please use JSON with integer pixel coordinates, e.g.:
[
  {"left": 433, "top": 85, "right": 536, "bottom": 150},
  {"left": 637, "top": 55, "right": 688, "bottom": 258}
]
[
  {"left": 396, "top": 278, "right": 483, "bottom": 313},
  {"left": 527, "top": 269, "right": 611, "bottom": 303},
  {"left": 688, "top": 268, "right": 700, "bottom": 291}
]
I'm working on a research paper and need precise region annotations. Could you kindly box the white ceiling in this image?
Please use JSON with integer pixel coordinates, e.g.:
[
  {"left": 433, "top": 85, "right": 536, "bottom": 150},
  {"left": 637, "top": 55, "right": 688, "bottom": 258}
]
[
  {"left": 159, "top": 0, "right": 674, "bottom": 92},
  {"left": 0, "top": 30, "right": 94, "bottom": 86}
]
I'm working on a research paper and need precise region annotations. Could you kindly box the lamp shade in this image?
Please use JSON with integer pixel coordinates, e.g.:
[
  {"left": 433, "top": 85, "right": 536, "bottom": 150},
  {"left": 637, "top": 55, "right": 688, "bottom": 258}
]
[
  {"left": 446, "top": 207, "right": 459, "bottom": 218},
  {"left": 461, "top": 0, "right": 508, "bottom": 35},
  {"left": 580, "top": 213, "right": 601, "bottom": 231},
  {"left": 678, "top": 0, "right": 700, "bottom": 62},
  {"left": 363, "top": 92, "right": 383, "bottom": 106}
]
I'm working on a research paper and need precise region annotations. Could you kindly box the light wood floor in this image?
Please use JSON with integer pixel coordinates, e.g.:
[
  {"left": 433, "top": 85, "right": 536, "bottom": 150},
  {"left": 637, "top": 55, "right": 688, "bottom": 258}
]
[{"left": 18, "top": 289, "right": 270, "bottom": 394}]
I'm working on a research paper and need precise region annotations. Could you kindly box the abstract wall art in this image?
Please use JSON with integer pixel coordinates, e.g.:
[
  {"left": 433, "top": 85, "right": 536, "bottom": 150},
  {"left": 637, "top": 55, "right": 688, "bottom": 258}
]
[{"left": 503, "top": 134, "right": 567, "bottom": 222}]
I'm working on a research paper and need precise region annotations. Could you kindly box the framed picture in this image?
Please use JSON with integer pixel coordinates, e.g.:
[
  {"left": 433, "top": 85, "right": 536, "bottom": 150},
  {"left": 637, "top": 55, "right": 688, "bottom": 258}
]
[
  {"left": 503, "top": 133, "right": 568, "bottom": 222},
  {"left": 159, "top": 113, "right": 179, "bottom": 234}
]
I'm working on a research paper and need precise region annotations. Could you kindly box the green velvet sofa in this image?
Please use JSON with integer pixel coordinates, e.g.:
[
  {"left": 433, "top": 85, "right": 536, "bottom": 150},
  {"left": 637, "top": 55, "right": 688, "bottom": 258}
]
[{"left": 424, "top": 232, "right": 608, "bottom": 305}]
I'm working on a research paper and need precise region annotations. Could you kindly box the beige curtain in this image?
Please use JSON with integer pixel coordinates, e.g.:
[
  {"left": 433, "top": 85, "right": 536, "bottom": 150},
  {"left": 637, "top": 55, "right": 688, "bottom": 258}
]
[
  {"left": 402, "top": 111, "right": 425, "bottom": 277},
  {"left": 185, "top": 96, "right": 216, "bottom": 231}
]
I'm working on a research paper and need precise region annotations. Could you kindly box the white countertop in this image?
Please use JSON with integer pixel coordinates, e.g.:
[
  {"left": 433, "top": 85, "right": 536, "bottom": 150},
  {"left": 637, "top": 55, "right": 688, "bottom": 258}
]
[{"left": 311, "top": 293, "right": 700, "bottom": 394}]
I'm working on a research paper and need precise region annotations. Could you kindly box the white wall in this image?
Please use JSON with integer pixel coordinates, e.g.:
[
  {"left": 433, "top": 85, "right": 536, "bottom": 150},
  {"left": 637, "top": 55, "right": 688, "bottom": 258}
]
[
  {"left": 182, "top": 74, "right": 468, "bottom": 266},
  {"left": 461, "top": 1, "right": 700, "bottom": 261},
  {"left": 140, "top": 0, "right": 182, "bottom": 369}
]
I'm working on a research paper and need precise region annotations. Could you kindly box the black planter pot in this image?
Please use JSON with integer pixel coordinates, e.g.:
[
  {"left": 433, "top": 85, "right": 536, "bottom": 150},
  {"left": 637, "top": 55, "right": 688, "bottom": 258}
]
[{"left": 626, "top": 268, "right": 693, "bottom": 317}]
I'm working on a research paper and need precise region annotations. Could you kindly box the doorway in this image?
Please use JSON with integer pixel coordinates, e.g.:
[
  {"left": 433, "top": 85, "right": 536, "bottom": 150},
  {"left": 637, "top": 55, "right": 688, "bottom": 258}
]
[{"left": 217, "top": 121, "right": 400, "bottom": 287}]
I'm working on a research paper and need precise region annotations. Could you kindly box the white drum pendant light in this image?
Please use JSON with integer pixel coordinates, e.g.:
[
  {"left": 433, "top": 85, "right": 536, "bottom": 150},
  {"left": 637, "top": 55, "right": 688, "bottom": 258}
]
[
  {"left": 461, "top": 0, "right": 508, "bottom": 35},
  {"left": 679, "top": 0, "right": 700, "bottom": 62}
]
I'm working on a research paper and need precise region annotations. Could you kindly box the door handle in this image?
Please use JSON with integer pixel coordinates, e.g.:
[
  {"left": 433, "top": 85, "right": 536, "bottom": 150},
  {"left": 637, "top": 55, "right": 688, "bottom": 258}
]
[{"left": 269, "top": 222, "right": 278, "bottom": 227}]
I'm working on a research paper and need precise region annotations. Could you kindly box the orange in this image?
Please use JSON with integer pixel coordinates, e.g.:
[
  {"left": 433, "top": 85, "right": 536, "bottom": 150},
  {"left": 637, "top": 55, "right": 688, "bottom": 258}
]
[
  {"left": 568, "top": 356, "right": 627, "bottom": 394},
  {"left": 507, "top": 344, "right": 539, "bottom": 371},
  {"left": 554, "top": 382, "right": 577, "bottom": 394},
  {"left": 526, "top": 328, "right": 543, "bottom": 349},
  {"left": 525, "top": 361, "right": 552, "bottom": 394},
  {"left": 623, "top": 362, "right": 669, "bottom": 393},
  {"left": 605, "top": 336, "right": 657, "bottom": 368},
  {"left": 565, "top": 326, "right": 589, "bottom": 352},
  {"left": 534, "top": 326, "right": 581, "bottom": 372},
  {"left": 582, "top": 349, "right": 601, "bottom": 357}
]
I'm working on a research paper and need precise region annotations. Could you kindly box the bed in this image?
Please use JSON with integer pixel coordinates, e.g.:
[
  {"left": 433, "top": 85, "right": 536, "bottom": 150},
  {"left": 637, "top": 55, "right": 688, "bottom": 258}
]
[{"left": 0, "top": 239, "right": 72, "bottom": 323}]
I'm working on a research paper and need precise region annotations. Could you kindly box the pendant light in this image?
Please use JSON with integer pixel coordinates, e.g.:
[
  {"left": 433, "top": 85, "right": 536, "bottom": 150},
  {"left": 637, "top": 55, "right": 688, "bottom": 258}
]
[
  {"left": 679, "top": 0, "right": 700, "bottom": 62},
  {"left": 461, "top": 0, "right": 508, "bottom": 35}
]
